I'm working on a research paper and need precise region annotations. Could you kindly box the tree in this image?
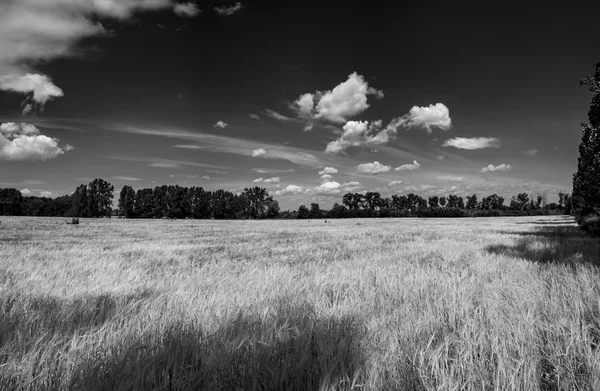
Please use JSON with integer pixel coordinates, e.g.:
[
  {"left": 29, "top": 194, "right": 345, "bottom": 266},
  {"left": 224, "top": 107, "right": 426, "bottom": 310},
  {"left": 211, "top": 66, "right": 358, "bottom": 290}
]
[
  {"left": 265, "top": 199, "right": 280, "bottom": 218},
  {"left": 428, "top": 196, "right": 439, "bottom": 208},
  {"left": 118, "top": 185, "right": 136, "bottom": 218},
  {"left": 297, "top": 205, "right": 309, "bottom": 219},
  {"left": 465, "top": 194, "right": 478, "bottom": 210},
  {"left": 87, "top": 179, "right": 114, "bottom": 218},
  {"left": 573, "top": 62, "right": 600, "bottom": 234},
  {"left": 308, "top": 203, "right": 322, "bottom": 219},
  {"left": 242, "top": 187, "right": 272, "bottom": 219},
  {"left": 439, "top": 196, "right": 447, "bottom": 207},
  {"left": 0, "top": 188, "right": 23, "bottom": 216},
  {"left": 134, "top": 188, "right": 155, "bottom": 218},
  {"left": 70, "top": 184, "right": 88, "bottom": 217},
  {"left": 480, "top": 194, "right": 504, "bottom": 210},
  {"left": 447, "top": 194, "right": 463, "bottom": 209}
]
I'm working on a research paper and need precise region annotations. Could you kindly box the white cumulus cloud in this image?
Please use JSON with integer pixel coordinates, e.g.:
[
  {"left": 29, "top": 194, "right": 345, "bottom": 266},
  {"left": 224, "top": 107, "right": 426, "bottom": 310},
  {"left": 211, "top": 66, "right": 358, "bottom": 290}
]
[
  {"left": 294, "top": 72, "right": 383, "bottom": 124},
  {"left": 481, "top": 164, "right": 512, "bottom": 172},
  {"left": 275, "top": 184, "right": 304, "bottom": 196},
  {"left": 21, "top": 188, "right": 32, "bottom": 195},
  {"left": 403, "top": 103, "right": 452, "bottom": 132},
  {"left": 252, "top": 148, "right": 266, "bottom": 157},
  {"left": 395, "top": 160, "right": 421, "bottom": 171},
  {"left": 356, "top": 161, "right": 391, "bottom": 175},
  {"left": 320, "top": 174, "right": 332, "bottom": 181},
  {"left": 443, "top": 137, "right": 501, "bottom": 150},
  {"left": 214, "top": 120, "right": 228, "bottom": 128},
  {"left": 388, "top": 180, "right": 403, "bottom": 187},
  {"left": 253, "top": 178, "right": 264, "bottom": 183},
  {"left": 325, "top": 120, "right": 397, "bottom": 154},
  {"left": 313, "top": 181, "right": 341, "bottom": 195},
  {"left": 264, "top": 177, "right": 280, "bottom": 183},
  {"left": 0, "top": 122, "right": 71, "bottom": 161},
  {"left": 318, "top": 167, "right": 338, "bottom": 175}
]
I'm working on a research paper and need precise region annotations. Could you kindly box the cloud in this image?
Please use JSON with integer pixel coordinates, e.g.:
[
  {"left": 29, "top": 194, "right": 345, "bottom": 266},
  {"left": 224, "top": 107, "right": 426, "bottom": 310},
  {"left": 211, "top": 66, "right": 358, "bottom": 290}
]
[
  {"left": 252, "top": 148, "right": 266, "bottom": 157},
  {"left": 275, "top": 184, "right": 304, "bottom": 196},
  {"left": 264, "top": 109, "right": 293, "bottom": 121},
  {"left": 173, "top": 2, "right": 201, "bottom": 17},
  {"left": 325, "top": 120, "right": 397, "bottom": 154},
  {"left": 442, "top": 137, "right": 501, "bottom": 150},
  {"left": 481, "top": 164, "right": 513, "bottom": 172},
  {"left": 436, "top": 155, "right": 445, "bottom": 160},
  {"left": 21, "top": 188, "right": 32, "bottom": 195},
  {"left": 0, "top": 0, "right": 181, "bottom": 113},
  {"left": 404, "top": 184, "right": 436, "bottom": 192},
  {"left": 356, "top": 161, "right": 391, "bottom": 175},
  {"left": 314, "top": 181, "right": 341, "bottom": 195},
  {"left": 150, "top": 162, "right": 180, "bottom": 168},
  {"left": 113, "top": 176, "right": 142, "bottom": 181},
  {"left": 320, "top": 174, "right": 332, "bottom": 181},
  {"left": 40, "top": 191, "right": 53, "bottom": 198},
  {"left": 264, "top": 177, "right": 280, "bottom": 183},
  {"left": 249, "top": 113, "right": 260, "bottom": 120},
  {"left": 214, "top": 120, "right": 228, "bottom": 128},
  {"left": 403, "top": 103, "right": 452, "bottom": 132},
  {"left": 341, "top": 181, "right": 362, "bottom": 192},
  {"left": 0, "top": 122, "right": 71, "bottom": 161},
  {"left": 214, "top": 2, "right": 243, "bottom": 16},
  {"left": 0, "top": 74, "right": 64, "bottom": 114},
  {"left": 174, "top": 144, "right": 203, "bottom": 149},
  {"left": 294, "top": 72, "right": 383, "bottom": 123},
  {"left": 253, "top": 178, "right": 263, "bottom": 183},
  {"left": 114, "top": 125, "right": 322, "bottom": 168},
  {"left": 303, "top": 124, "right": 314, "bottom": 132},
  {"left": 388, "top": 180, "right": 403, "bottom": 187},
  {"left": 318, "top": 167, "right": 338, "bottom": 175},
  {"left": 395, "top": 160, "right": 421, "bottom": 171},
  {"left": 526, "top": 148, "right": 538, "bottom": 156},
  {"left": 202, "top": 175, "right": 210, "bottom": 179}
]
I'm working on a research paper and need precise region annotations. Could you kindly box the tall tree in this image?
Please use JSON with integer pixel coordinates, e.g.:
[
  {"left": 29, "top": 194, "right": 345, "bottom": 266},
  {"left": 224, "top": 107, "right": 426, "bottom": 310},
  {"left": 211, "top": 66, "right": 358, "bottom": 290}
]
[
  {"left": 465, "top": 194, "right": 478, "bottom": 210},
  {"left": 573, "top": 63, "right": 600, "bottom": 234},
  {"left": 118, "top": 185, "right": 136, "bottom": 218},
  {"left": 0, "top": 189, "right": 23, "bottom": 216},
  {"left": 428, "top": 196, "right": 439, "bottom": 208},
  {"left": 87, "top": 179, "right": 114, "bottom": 218}
]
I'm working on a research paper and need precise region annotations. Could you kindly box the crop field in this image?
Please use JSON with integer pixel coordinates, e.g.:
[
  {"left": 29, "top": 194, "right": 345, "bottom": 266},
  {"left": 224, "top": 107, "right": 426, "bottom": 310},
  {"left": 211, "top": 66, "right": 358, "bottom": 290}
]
[{"left": 0, "top": 215, "right": 599, "bottom": 390}]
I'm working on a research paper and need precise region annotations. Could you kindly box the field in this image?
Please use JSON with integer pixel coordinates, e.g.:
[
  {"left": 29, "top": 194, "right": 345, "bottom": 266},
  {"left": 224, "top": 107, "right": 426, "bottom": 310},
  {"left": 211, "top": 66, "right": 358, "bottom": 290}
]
[{"left": 0, "top": 216, "right": 599, "bottom": 390}]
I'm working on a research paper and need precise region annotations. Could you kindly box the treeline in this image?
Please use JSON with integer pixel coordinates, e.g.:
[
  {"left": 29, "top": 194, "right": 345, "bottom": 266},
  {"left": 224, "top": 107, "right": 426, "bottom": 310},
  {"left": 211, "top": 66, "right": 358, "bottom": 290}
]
[
  {"left": 573, "top": 62, "right": 600, "bottom": 235},
  {"left": 288, "top": 191, "right": 571, "bottom": 219},
  {"left": 1, "top": 181, "right": 571, "bottom": 220}
]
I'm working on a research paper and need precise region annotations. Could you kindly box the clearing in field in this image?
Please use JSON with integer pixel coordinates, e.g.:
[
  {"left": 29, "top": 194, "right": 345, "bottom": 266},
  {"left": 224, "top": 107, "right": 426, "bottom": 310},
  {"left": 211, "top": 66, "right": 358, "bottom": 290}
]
[{"left": 0, "top": 215, "right": 599, "bottom": 390}]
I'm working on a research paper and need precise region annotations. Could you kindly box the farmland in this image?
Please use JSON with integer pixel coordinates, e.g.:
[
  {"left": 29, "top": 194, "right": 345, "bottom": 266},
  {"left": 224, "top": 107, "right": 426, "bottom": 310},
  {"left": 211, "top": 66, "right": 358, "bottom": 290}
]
[{"left": 0, "top": 216, "right": 599, "bottom": 390}]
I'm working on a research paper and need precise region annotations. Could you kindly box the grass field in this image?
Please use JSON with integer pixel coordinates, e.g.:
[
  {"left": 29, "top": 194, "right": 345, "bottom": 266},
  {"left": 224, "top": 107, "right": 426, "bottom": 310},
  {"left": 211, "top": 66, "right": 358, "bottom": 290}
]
[{"left": 0, "top": 215, "right": 599, "bottom": 390}]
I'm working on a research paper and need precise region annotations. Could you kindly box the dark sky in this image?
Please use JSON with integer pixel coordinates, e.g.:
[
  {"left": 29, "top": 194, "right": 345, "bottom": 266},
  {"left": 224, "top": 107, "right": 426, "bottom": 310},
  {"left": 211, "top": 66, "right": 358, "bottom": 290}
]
[{"left": 1, "top": 1, "right": 599, "bottom": 208}]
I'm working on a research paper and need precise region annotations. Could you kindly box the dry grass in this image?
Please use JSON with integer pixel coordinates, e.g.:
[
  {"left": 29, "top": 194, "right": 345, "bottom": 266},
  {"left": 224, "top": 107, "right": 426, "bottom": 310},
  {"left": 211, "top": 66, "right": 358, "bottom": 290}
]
[{"left": 0, "top": 215, "right": 599, "bottom": 390}]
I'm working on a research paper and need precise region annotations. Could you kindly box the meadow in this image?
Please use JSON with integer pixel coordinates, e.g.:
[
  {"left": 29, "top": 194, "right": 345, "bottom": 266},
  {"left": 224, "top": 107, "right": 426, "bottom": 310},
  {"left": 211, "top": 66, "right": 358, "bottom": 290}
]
[{"left": 0, "top": 215, "right": 599, "bottom": 390}]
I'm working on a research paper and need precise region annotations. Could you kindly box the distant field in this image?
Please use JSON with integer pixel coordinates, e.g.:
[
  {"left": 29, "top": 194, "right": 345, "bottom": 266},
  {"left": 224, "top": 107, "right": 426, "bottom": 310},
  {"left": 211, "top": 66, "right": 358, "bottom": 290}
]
[{"left": 0, "top": 216, "right": 599, "bottom": 390}]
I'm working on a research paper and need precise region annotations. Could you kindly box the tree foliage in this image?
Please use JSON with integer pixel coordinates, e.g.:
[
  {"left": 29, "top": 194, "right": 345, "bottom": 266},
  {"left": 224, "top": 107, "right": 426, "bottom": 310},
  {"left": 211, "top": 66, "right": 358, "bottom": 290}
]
[{"left": 573, "top": 62, "right": 600, "bottom": 235}]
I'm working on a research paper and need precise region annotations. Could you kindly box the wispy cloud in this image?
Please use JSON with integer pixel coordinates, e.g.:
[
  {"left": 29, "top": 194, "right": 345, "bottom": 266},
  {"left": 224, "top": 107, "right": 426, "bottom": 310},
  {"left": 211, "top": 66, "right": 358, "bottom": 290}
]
[
  {"left": 214, "top": 2, "right": 243, "bottom": 16},
  {"left": 264, "top": 109, "right": 294, "bottom": 122},
  {"left": 443, "top": 137, "right": 501, "bottom": 150},
  {"left": 526, "top": 148, "right": 538, "bottom": 156},
  {"left": 113, "top": 176, "right": 142, "bottom": 181},
  {"left": 174, "top": 144, "right": 203, "bottom": 149},
  {"left": 103, "top": 155, "right": 229, "bottom": 170},
  {"left": 110, "top": 124, "right": 323, "bottom": 168},
  {"left": 395, "top": 160, "right": 421, "bottom": 171}
]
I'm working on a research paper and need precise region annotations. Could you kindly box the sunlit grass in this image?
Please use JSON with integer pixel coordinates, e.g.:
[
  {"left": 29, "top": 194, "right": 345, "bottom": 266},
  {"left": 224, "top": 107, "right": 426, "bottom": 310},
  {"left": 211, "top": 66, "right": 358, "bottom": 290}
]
[{"left": 0, "top": 215, "right": 599, "bottom": 390}]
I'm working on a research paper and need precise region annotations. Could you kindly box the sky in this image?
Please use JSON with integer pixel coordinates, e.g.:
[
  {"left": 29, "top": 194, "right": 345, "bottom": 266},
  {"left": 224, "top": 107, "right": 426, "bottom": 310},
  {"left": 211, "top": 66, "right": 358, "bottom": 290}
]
[{"left": 0, "top": 0, "right": 599, "bottom": 209}]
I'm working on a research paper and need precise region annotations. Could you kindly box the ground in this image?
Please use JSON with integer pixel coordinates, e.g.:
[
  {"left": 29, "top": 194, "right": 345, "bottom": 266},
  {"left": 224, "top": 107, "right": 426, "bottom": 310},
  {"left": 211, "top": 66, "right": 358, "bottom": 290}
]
[{"left": 0, "top": 215, "right": 599, "bottom": 390}]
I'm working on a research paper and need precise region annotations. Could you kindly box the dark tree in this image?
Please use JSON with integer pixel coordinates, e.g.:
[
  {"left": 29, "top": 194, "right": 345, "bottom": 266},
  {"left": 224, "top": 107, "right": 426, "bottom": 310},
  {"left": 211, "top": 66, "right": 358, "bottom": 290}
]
[
  {"left": 428, "top": 196, "right": 439, "bottom": 208},
  {"left": 439, "top": 196, "right": 447, "bottom": 207},
  {"left": 70, "top": 184, "right": 88, "bottom": 217},
  {"left": 465, "top": 194, "right": 478, "bottom": 210},
  {"left": 573, "top": 62, "right": 600, "bottom": 234},
  {"left": 87, "top": 179, "right": 114, "bottom": 218},
  {"left": 0, "top": 188, "right": 23, "bottom": 216},
  {"left": 297, "top": 205, "right": 309, "bottom": 219},
  {"left": 242, "top": 187, "right": 272, "bottom": 219},
  {"left": 118, "top": 185, "right": 136, "bottom": 218},
  {"left": 308, "top": 203, "right": 322, "bottom": 219}
]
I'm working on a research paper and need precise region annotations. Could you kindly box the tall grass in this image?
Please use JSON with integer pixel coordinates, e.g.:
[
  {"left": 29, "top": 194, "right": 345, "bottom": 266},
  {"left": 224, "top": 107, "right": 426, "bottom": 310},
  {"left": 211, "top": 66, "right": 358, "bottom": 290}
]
[{"left": 0, "top": 215, "right": 598, "bottom": 390}]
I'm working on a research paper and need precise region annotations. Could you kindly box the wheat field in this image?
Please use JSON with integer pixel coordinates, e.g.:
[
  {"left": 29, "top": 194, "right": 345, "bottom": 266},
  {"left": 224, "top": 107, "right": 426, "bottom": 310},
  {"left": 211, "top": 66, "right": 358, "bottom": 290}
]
[{"left": 0, "top": 215, "right": 599, "bottom": 390}]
